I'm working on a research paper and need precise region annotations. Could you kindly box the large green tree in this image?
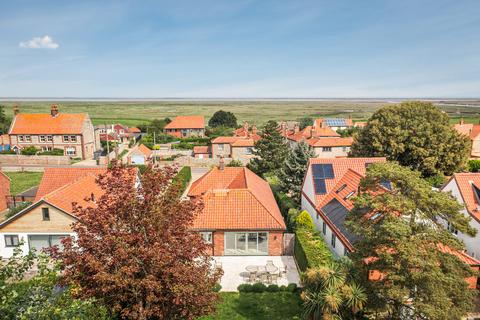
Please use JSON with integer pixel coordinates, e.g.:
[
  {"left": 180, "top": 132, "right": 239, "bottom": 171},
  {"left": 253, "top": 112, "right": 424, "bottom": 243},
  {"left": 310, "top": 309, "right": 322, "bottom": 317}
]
[
  {"left": 350, "top": 101, "right": 470, "bottom": 177},
  {"left": 208, "top": 110, "right": 237, "bottom": 128},
  {"left": 0, "top": 105, "right": 10, "bottom": 134},
  {"left": 346, "top": 162, "right": 477, "bottom": 320},
  {"left": 278, "top": 141, "right": 315, "bottom": 204},
  {"left": 248, "top": 120, "right": 289, "bottom": 176}
]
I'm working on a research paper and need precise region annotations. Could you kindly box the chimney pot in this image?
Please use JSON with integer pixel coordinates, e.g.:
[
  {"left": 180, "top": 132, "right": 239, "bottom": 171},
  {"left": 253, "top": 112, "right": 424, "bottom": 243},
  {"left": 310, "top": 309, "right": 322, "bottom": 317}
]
[
  {"left": 219, "top": 157, "right": 225, "bottom": 170},
  {"left": 252, "top": 125, "right": 257, "bottom": 135},
  {"left": 51, "top": 104, "right": 59, "bottom": 117},
  {"left": 294, "top": 124, "right": 300, "bottom": 134}
]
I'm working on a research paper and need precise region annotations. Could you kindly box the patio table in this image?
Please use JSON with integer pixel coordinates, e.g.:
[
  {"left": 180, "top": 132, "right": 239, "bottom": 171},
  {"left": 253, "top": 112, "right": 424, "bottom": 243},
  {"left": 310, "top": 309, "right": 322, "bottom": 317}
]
[{"left": 246, "top": 265, "right": 266, "bottom": 273}]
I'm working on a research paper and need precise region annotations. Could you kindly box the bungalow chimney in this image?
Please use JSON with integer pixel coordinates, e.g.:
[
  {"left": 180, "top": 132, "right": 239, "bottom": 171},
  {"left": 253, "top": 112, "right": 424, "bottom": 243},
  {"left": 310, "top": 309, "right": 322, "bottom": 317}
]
[
  {"left": 219, "top": 156, "right": 225, "bottom": 170},
  {"left": 281, "top": 122, "right": 287, "bottom": 136},
  {"left": 252, "top": 125, "right": 257, "bottom": 135},
  {"left": 310, "top": 126, "right": 315, "bottom": 138},
  {"left": 50, "top": 104, "right": 59, "bottom": 117},
  {"left": 294, "top": 124, "right": 300, "bottom": 134},
  {"left": 243, "top": 121, "right": 249, "bottom": 133},
  {"left": 13, "top": 106, "right": 19, "bottom": 115}
]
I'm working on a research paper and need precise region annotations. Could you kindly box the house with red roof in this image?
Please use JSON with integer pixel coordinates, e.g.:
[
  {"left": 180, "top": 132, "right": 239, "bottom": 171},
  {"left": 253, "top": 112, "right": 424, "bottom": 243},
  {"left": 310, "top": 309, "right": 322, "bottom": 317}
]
[
  {"left": 125, "top": 144, "right": 152, "bottom": 165},
  {"left": 301, "top": 157, "right": 387, "bottom": 256},
  {"left": 441, "top": 173, "right": 480, "bottom": 259},
  {"left": 193, "top": 146, "right": 211, "bottom": 159},
  {"left": 187, "top": 163, "right": 286, "bottom": 256},
  {"left": 8, "top": 105, "right": 98, "bottom": 159},
  {"left": 279, "top": 118, "right": 353, "bottom": 158},
  {"left": 234, "top": 122, "right": 261, "bottom": 141},
  {"left": 0, "top": 167, "right": 137, "bottom": 258},
  {"left": 164, "top": 116, "right": 205, "bottom": 138},
  {"left": 453, "top": 119, "right": 480, "bottom": 157},
  {"left": 210, "top": 136, "right": 256, "bottom": 163}
]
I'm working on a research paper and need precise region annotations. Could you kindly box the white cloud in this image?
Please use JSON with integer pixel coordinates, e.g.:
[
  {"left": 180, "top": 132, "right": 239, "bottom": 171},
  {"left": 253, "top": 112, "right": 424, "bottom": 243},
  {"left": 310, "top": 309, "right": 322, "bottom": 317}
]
[{"left": 19, "top": 35, "right": 59, "bottom": 49}]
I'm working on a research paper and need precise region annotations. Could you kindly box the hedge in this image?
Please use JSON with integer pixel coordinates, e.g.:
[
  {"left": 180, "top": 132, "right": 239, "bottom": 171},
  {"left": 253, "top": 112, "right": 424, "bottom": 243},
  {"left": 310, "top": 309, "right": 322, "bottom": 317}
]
[
  {"left": 295, "top": 228, "right": 334, "bottom": 272},
  {"left": 237, "top": 283, "right": 297, "bottom": 293},
  {"left": 172, "top": 166, "right": 192, "bottom": 196},
  {"left": 273, "top": 190, "right": 297, "bottom": 232}
]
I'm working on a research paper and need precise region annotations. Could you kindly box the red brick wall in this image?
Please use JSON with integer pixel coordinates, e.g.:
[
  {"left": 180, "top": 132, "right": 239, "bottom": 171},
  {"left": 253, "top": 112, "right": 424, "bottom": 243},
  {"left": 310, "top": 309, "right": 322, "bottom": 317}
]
[
  {"left": 213, "top": 231, "right": 224, "bottom": 256},
  {"left": 268, "top": 232, "right": 284, "bottom": 256}
]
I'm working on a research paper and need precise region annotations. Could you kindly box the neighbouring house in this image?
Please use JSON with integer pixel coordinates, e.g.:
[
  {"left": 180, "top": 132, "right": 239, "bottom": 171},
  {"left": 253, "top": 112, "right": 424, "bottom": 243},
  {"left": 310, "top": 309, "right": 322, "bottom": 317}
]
[
  {"left": 95, "top": 124, "right": 140, "bottom": 144},
  {"left": 234, "top": 122, "right": 261, "bottom": 141},
  {"left": 126, "top": 144, "right": 152, "bottom": 165},
  {"left": 279, "top": 119, "right": 353, "bottom": 157},
  {"left": 0, "top": 172, "right": 11, "bottom": 212},
  {"left": 0, "top": 134, "right": 10, "bottom": 152},
  {"left": 441, "top": 173, "right": 480, "bottom": 259},
  {"left": 301, "top": 157, "right": 480, "bottom": 288},
  {"left": 8, "top": 105, "right": 97, "bottom": 159},
  {"left": 453, "top": 119, "right": 480, "bottom": 157},
  {"left": 210, "top": 136, "right": 256, "bottom": 163},
  {"left": 0, "top": 169, "right": 105, "bottom": 258},
  {"left": 314, "top": 118, "right": 353, "bottom": 131},
  {"left": 187, "top": 163, "right": 286, "bottom": 256},
  {"left": 193, "top": 146, "right": 211, "bottom": 159},
  {"left": 164, "top": 116, "right": 205, "bottom": 138}
]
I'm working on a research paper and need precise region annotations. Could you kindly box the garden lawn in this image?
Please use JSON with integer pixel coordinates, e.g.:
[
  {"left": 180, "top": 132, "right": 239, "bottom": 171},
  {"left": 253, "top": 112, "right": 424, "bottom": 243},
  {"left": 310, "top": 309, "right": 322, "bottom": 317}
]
[
  {"left": 199, "top": 292, "right": 302, "bottom": 320},
  {"left": 5, "top": 172, "right": 43, "bottom": 195}
]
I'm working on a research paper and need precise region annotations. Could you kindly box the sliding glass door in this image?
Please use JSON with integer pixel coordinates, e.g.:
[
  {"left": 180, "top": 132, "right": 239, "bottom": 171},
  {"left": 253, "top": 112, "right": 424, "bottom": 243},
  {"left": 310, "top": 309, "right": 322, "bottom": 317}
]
[{"left": 224, "top": 232, "right": 268, "bottom": 255}]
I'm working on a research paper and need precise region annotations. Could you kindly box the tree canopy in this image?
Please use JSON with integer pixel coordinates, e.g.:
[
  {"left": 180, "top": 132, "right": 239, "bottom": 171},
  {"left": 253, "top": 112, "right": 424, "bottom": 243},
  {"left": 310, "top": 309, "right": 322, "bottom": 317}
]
[
  {"left": 350, "top": 101, "right": 470, "bottom": 177},
  {"left": 298, "top": 117, "right": 313, "bottom": 130},
  {"left": 278, "top": 141, "right": 315, "bottom": 204},
  {"left": 55, "top": 164, "right": 221, "bottom": 319},
  {"left": 346, "top": 162, "right": 477, "bottom": 319},
  {"left": 208, "top": 110, "right": 237, "bottom": 128},
  {"left": 248, "top": 120, "right": 289, "bottom": 176},
  {"left": 0, "top": 105, "right": 10, "bottom": 134}
]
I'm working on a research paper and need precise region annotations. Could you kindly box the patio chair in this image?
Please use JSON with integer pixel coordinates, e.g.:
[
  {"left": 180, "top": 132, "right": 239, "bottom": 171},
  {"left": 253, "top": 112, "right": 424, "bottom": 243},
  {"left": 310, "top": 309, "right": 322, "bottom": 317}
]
[
  {"left": 269, "top": 273, "right": 279, "bottom": 284},
  {"left": 280, "top": 265, "right": 287, "bottom": 278},
  {"left": 259, "top": 272, "right": 269, "bottom": 284},
  {"left": 249, "top": 272, "right": 257, "bottom": 283}
]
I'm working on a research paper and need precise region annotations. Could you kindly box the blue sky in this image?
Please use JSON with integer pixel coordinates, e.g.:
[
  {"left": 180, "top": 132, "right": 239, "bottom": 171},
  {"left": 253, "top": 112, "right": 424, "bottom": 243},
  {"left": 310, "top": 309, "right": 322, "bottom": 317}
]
[{"left": 1, "top": 0, "right": 479, "bottom": 98}]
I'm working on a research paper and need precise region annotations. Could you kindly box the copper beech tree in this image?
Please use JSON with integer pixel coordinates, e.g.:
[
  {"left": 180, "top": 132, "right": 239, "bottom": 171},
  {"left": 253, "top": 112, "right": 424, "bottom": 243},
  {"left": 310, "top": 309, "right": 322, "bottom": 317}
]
[{"left": 54, "top": 164, "right": 221, "bottom": 320}]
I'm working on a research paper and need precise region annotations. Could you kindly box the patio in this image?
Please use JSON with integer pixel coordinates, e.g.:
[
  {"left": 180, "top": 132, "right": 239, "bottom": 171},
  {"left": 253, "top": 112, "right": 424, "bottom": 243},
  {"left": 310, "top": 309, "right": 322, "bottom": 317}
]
[{"left": 212, "top": 255, "right": 301, "bottom": 291}]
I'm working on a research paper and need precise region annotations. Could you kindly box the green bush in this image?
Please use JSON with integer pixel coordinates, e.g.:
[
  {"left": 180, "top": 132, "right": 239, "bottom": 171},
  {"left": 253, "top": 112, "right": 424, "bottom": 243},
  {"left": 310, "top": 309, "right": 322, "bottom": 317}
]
[
  {"left": 213, "top": 283, "right": 222, "bottom": 292},
  {"left": 279, "top": 285, "right": 287, "bottom": 292},
  {"left": 171, "top": 166, "right": 192, "bottom": 196},
  {"left": 287, "top": 208, "right": 300, "bottom": 230},
  {"left": 171, "top": 141, "right": 195, "bottom": 150},
  {"left": 272, "top": 190, "right": 297, "bottom": 232},
  {"left": 38, "top": 148, "right": 64, "bottom": 156},
  {"left": 237, "top": 284, "right": 253, "bottom": 293},
  {"left": 227, "top": 160, "right": 243, "bottom": 167},
  {"left": 251, "top": 283, "right": 267, "bottom": 293},
  {"left": 295, "top": 228, "right": 334, "bottom": 272},
  {"left": 468, "top": 160, "right": 480, "bottom": 172},
  {"left": 0, "top": 150, "right": 15, "bottom": 154},
  {"left": 266, "top": 284, "right": 279, "bottom": 292},
  {"left": 296, "top": 210, "right": 315, "bottom": 230},
  {"left": 20, "top": 146, "right": 38, "bottom": 155},
  {"left": 180, "top": 137, "right": 210, "bottom": 144},
  {"left": 424, "top": 173, "right": 446, "bottom": 188},
  {"left": 6, "top": 202, "right": 32, "bottom": 219},
  {"left": 286, "top": 283, "right": 298, "bottom": 293}
]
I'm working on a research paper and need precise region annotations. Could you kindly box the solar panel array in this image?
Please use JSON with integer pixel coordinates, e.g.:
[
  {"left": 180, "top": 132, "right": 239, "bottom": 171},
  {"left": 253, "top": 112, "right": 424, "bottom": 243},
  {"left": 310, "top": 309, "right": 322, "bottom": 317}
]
[
  {"left": 312, "top": 164, "right": 335, "bottom": 195},
  {"left": 325, "top": 118, "right": 347, "bottom": 127}
]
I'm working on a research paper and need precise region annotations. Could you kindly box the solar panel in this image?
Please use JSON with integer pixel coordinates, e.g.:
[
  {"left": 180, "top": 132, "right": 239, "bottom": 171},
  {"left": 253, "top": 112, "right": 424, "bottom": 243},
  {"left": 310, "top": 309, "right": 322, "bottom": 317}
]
[
  {"left": 314, "top": 178, "right": 327, "bottom": 194},
  {"left": 325, "top": 118, "right": 347, "bottom": 126},
  {"left": 312, "top": 164, "right": 334, "bottom": 179}
]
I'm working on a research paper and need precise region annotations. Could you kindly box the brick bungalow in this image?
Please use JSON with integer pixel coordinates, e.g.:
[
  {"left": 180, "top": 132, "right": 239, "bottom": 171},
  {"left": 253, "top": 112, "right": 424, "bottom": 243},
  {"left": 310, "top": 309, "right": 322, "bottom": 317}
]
[
  {"left": 164, "top": 116, "right": 205, "bottom": 138},
  {"left": 187, "top": 162, "right": 286, "bottom": 256}
]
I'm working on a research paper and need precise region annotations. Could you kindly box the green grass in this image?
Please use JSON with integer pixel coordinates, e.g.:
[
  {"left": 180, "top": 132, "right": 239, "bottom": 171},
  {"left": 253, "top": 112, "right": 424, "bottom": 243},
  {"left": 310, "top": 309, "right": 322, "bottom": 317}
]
[
  {"left": 199, "top": 292, "right": 302, "bottom": 320},
  {"left": 5, "top": 172, "right": 43, "bottom": 195}
]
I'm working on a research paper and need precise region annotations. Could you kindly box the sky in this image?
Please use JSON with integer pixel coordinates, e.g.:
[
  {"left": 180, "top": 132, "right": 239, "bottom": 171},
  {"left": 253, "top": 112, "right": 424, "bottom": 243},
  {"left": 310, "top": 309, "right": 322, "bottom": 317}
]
[{"left": 0, "top": 0, "right": 479, "bottom": 98}]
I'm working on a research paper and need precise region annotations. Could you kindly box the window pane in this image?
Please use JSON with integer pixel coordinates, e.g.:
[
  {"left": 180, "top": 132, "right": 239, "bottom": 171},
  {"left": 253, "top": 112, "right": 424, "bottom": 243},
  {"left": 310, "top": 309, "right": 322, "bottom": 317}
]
[
  {"left": 50, "top": 235, "right": 67, "bottom": 250},
  {"left": 225, "top": 233, "right": 236, "bottom": 254},
  {"left": 29, "top": 235, "right": 50, "bottom": 252},
  {"left": 247, "top": 233, "right": 258, "bottom": 253},
  {"left": 258, "top": 232, "right": 268, "bottom": 254},
  {"left": 236, "top": 233, "right": 246, "bottom": 252}
]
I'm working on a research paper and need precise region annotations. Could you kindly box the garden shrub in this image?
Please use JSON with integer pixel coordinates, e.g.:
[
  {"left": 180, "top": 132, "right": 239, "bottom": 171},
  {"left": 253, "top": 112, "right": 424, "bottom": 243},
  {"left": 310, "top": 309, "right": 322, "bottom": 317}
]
[
  {"left": 295, "top": 228, "right": 334, "bottom": 272},
  {"left": 213, "top": 283, "right": 222, "bottom": 292},
  {"left": 171, "top": 166, "right": 192, "bottom": 196},
  {"left": 279, "top": 285, "right": 287, "bottom": 292},
  {"left": 251, "top": 283, "right": 267, "bottom": 293},
  {"left": 237, "top": 284, "right": 253, "bottom": 293},
  {"left": 20, "top": 146, "right": 38, "bottom": 155},
  {"left": 227, "top": 160, "right": 243, "bottom": 167},
  {"left": 296, "top": 210, "right": 315, "bottom": 230},
  {"left": 0, "top": 150, "right": 15, "bottom": 154},
  {"left": 6, "top": 202, "right": 32, "bottom": 219},
  {"left": 286, "top": 283, "right": 298, "bottom": 293},
  {"left": 38, "top": 148, "right": 64, "bottom": 156},
  {"left": 468, "top": 159, "right": 480, "bottom": 172},
  {"left": 266, "top": 284, "right": 279, "bottom": 292}
]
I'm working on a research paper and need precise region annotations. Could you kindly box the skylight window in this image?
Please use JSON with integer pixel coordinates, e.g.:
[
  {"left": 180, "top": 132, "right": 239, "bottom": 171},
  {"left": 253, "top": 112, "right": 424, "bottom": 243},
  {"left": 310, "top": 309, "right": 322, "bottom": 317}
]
[
  {"left": 336, "top": 184, "right": 347, "bottom": 193},
  {"left": 344, "top": 191, "right": 355, "bottom": 200}
]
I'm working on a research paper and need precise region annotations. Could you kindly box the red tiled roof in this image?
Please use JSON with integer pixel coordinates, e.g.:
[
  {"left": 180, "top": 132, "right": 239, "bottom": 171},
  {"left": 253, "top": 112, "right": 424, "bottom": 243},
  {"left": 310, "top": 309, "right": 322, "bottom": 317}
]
[
  {"left": 35, "top": 168, "right": 107, "bottom": 201},
  {"left": 454, "top": 123, "right": 480, "bottom": 140},
  {"left": 164, "top": 116, "right": 205, "bottom": 129},
  {"left": 100, "top": 133, "right": 117, "bottom": 141},
  {"left": 188, "top": 167, "right": 286, "bottom": 230},
  {"left": 193, "top": 146, "right": 210, "bottom": 154},
  {"left": 211, "top": 136, "right": 240, "bottom": 144},
  {"left": 129, "top": 127, "right": 141, "bottom": 133},
  {"left": 42, "top": 174, "right": 104, "bottom": 213},
  {"left": 448, "top": 173, "right": 480, "bottom": 223},
  {"left": 231, "top": 139, "right": 255, "bottom": 147},
  {"left": 307, "top": 157, "right": 387, "bottom": 206},
  {"left": 137, "top": 144, "right": 152, "bottom": 157},
  {"left": 309, "top": 137, "right": 353, "bottom": 147},
  {"left": 212, "top": 136, "right": 255, "bottom": 147},
  {"left": 9, "top": 113, "right": 88, "bottom": 135},
  {"left": 437, "top": 243, "right": 480, "bottom": 266}
]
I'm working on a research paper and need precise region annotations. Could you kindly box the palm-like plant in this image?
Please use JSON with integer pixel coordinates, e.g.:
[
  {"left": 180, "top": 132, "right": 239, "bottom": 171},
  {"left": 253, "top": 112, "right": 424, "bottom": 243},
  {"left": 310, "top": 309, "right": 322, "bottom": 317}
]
[{"left": 302, "top": 263, "right": 367, "bottom": 319}]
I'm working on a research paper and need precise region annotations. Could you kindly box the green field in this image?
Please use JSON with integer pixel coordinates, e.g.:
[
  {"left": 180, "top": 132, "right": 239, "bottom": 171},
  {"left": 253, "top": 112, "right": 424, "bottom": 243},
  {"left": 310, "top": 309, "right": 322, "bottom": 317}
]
[
  {"left": 2, "top": 100, "right": 480, "bottom": 127},
  {"left": 5, "top": 172, "right": 43, "bottom": 195},
  {"left": 199, "top": 292, "right": 302, "bottom": 320}
]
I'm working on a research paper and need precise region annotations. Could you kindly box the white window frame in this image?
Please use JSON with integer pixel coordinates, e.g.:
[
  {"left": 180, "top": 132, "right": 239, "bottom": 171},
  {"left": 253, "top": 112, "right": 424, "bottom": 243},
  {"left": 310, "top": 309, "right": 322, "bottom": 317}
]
[
  {"left": 322, "top": 147, "right": 332, "bottom": 152},
  {"left": 70, "top": 135, "right": 77, "bottom": 143},
  {"left": 40, "top": 135, "right": 46, "bottom": 143},
  {"left": 200, "top": 232, "right": 213, "bottom": 244},
  {"left": 218, "top": 144, "right": 224, "bottom": 151},
  {"left": 63, "top": 135, "right": 69, "bottom": 142},
  {"left": 18, "top": 135, "right": 24, "bottom": 142},
  {"left": 65, "top": 147, "right": 76, "bottom": 156},
  {"left": 47, "top": 135, "right": 53, "bottom": 142},
  {"left": 25, "top": 135, "right": 31, "bottom": 142},
  {"left": 4, "top": 235, "right": 19, "bottom": 247}
]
